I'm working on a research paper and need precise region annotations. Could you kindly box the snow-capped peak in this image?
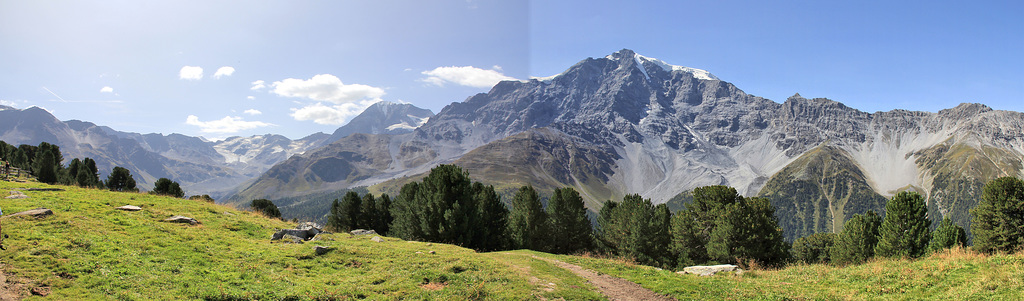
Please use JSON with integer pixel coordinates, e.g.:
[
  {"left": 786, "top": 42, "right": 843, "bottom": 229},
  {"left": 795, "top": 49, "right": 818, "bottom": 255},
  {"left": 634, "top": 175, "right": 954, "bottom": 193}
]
[{"left": 634, "top": 54, "right": 719, "bottom": 81}]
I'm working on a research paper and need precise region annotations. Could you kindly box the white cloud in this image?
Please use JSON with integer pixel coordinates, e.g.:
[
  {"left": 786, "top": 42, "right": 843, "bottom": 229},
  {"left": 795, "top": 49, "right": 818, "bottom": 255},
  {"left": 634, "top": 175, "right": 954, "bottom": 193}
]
[
  {"left": 100, "top": 86, "right": 114, "bottom": 93},
  {"left": 250, "top": 80, "right": 266, "bottom": 90},
  {"left": 290, "top": 99, "right": 379, "bottom": 125},
  {"left": 185, "top": 115, "right": 272, "bottom": 133},
  {"left": 272, "top": 74, "right": 384, "bottom": 104},
  {"left": 243, "top": 109, "right": 262, "bottom": 115},
  {"left": 179, "top": 66, "right": 204, "bottom": 80},
  {"left": 420, "top": 66, "right": 516, "bottom": 88},
  {"left": 247, "top": 96, "right": 255, "bottom": 100},
  {"left": 0, "top": 99, "right": 18, "bottom": 108},
  {"left": 214, "top": 66, "right": 235, "bottom": 79}
]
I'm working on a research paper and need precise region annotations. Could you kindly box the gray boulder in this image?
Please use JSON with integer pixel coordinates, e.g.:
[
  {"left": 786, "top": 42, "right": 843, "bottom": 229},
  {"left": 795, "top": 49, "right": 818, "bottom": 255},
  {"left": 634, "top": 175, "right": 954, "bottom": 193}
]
[
  {"left": 116, "top": 205, "right": 142, "bottom": 211},
  {"left": 679, "top": 264, "right": 743, "bottom": 276},
  {"left": 6, "top": 208, "right": 52, "bottom": 218},
  {"left": 271, "top": 222, "right": 324, "bottom": 241},
  {"left": 164, "top": 216, "right": 200, "bottom": 225},
  {"left": 314, "top": 246, "right": 333, "bottom": 255},
  {"left": 350, "top": 229, "right": 377, "bottom": 235},
  {"left": 371, "top": 236, "right": 384, "bottom": 242},
  {"left": 6, "top": 191, "right": 28, "bottom": 199}
]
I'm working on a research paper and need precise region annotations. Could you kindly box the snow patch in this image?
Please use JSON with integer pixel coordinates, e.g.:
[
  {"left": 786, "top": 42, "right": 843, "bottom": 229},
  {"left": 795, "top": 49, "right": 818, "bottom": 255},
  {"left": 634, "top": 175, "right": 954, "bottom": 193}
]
[
  {"left": 635, "top": 54, "right": 719, "bottom": 81},
  {"left": 386, "top": 123, "right": 417, "bottom": 131},
  {"left": 633, "top": 54, "right": 651, "bottom": 80}
]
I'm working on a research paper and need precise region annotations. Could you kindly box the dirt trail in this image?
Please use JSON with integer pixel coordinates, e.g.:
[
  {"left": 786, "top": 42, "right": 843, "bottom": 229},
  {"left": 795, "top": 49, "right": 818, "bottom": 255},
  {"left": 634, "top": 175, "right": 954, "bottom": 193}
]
[
  {"left": 531, "top": 256, "right": 674, "bottom": 301},
  {"left": 0, "top": 264, "right": 26, "bottom": 301}
]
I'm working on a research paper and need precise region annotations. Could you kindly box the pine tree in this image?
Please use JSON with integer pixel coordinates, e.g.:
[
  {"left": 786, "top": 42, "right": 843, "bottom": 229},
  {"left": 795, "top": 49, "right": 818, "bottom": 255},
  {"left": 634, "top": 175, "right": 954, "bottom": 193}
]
[
  {"left": 875, "top": 191, "right": 931, "bottom": 258},
  {"left": 929, "top": 217, "right": 967, "bottom": 252},
  {"left": 152, "top": 178, "right": 184, "bottom": 198},
  {"left": 106, "top": 166, "right": 137, "bottom": 192},
  {"left": 670, "top": 186, "right": 742, "bottom": 266},
  {"left": 598, "top": 194, "right": 672, "bottom": 268},
  {"left": 35, "top": 149, "right": 58, "bottom": 184},
  {"left": 359, "top": 193, "right": 378, "bottom": 231},
  {"left": 473, "top": 182, "right": 510, "bottom": 251},
  {"left": 792, "top": 232, "right": 837, "bottom": 264},
  {"left": 390, "top": 182, "right": 423, "bottom": 239},
  {"left": 971, "top": 177, "right": 1024, "bottom": 254},
  {"left": 547, "top": 187, "right": 594, "bottom": 254},
  {"left": 830, "top": 211, "right": 881, "bottom": 265},
  {"left": 374, "top": 194, "right": 393, "bottom": 236},
  {"left": 706, "top": 197, "right": 789, "bottom": 267},
  {"left": 83, "top": 157, "right": 100, "bottom": 187},
  {"left": 508, "top": 185, "right": 548, "bottom": 250},
  {"left": 338, "top": 191, "right": 362, "bottom": 231}
]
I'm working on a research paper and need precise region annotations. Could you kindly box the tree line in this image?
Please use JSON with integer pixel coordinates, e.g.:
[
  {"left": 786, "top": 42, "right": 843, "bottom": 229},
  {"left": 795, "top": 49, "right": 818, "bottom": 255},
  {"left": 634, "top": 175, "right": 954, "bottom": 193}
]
[
  {"left": 1, "top": 140, "right": 187, "bottom": 198},
  {"left": 320, "top": 165, "right": 1024, "bottom": 270}
]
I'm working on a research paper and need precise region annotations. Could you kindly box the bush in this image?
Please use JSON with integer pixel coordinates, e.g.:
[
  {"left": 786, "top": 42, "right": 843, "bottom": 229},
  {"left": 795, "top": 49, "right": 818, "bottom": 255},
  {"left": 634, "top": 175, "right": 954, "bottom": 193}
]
[
  {"left": 251, "top": 199, "right": 281, "bottom": 219},
  {"left": 792, "top": 232, "right": 837, "bottom": 264}
]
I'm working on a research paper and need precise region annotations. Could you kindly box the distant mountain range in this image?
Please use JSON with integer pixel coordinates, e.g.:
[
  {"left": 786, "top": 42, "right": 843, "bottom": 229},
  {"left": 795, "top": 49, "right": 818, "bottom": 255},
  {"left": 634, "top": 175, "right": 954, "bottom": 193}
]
[
  {"left": 0, "top": 101, "right": 433, "bottom": 200},
  {"left": 5, "top": 49, "right": 1021, "bottom": 242},
  {"left": 229, "top": 49, "right": 1024, "bottom": 241}
]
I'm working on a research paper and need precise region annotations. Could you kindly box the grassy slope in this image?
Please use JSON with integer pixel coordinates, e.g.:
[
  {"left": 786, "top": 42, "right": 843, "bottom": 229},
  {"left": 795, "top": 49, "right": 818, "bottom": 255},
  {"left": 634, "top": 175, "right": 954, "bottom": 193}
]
[
  {"left": 0, "top": 181, "right": 599, "bottom": 300},
  {"left": 525, "top": 248, "right": 1022, "bottom": 300},
  {"left": 3, "top": 180, "right": 1020, "bottom": 300}
]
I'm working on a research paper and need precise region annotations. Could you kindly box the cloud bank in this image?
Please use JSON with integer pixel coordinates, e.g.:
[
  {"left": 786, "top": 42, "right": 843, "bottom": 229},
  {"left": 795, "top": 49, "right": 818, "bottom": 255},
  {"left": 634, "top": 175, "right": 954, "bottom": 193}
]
[
  {"left": 271, "top": 74, "right": 384, "bottom": 103},
  {"left": 214, "top": 66, "right": 235, "bottom": 79},
  {"left": 421, "top": 66, "right": 516, "bottom": 88}
]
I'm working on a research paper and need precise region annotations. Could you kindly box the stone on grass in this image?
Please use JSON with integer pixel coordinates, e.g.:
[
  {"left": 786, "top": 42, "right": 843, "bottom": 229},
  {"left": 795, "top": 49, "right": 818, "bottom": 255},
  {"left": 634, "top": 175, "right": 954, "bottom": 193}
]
[
  {"left": 163, "top": 215, "right": 200, "bottom": 225},
  {"left": 271, "top": 222, "right": 324, "bottom": 241},
  {"left": 6, "top": 191, "right": 28, "bottom": 199},
  {"left": 679, "top": 264, "right": 743, "bottom": 276},
  {"left": 371, "top": 236, "right": 384, "bottom": 243},
  {"left": 314, "top": 246, "right": 333, "bottom": 255},
  {"left": 7, "top": 208, "right": 53, "bottom": 218},
  {"left": 116, "top": 205, "right": 142, "bottom": 211},
  {"left": 350, "top": 229, "right": 377, "bottom": 236}
]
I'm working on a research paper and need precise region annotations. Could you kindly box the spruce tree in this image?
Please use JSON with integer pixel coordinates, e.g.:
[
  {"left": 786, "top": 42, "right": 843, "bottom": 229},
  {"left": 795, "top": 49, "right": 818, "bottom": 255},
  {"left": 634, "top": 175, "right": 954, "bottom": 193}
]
[
  {"left": 508, "top": 185, "right": 548, "bottom": 250},
  {"left": 875, "top": 192, "right": 931, "bottom": 258},
  {"left": 830, "top": 211, "right": 881, "bottom": 265},
  {"left": 547, "top": 187, "right": 594, "bottom": 254},
  {"left": 669, "top": 186, "right": 742, "bottom": 266},
  {"left": 971, "top": 177, "right": 1024, "bottom": 254},
  {"left": 928, "top": 217, "right": 967, "bottom": 252}
]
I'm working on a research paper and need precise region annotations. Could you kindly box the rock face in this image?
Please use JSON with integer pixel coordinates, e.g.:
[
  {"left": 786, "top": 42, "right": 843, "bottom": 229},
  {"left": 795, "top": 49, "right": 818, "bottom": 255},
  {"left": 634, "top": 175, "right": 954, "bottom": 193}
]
[
  {"left": 235, "top": 49, "right": 1024, "bottom": 241},
  {"left": 679, "top": 264, "right": 742, "bottom": 276}
]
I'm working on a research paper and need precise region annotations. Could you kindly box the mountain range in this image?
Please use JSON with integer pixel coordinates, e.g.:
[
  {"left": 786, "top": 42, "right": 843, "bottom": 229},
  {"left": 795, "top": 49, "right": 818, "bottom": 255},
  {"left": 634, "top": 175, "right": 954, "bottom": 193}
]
[
  {"left": 0, "top": 101, "right": 433, "bottom": 200},
  {"left": 4, "top": 49, "right": 1021, "bottom": 242},
  {"left": 229, "top": 49, "right": 1024, "bottom": 241}
]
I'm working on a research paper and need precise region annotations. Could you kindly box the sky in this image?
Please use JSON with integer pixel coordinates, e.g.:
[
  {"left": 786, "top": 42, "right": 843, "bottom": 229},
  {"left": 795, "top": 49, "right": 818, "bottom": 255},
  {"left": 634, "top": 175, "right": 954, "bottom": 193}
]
[{"left": 1, "top": 0, "right": 1021, "bottom": 140}]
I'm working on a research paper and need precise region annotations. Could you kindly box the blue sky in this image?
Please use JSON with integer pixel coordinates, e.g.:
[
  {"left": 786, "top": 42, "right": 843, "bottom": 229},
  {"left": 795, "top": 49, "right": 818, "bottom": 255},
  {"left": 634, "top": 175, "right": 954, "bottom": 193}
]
[{"left": 2, "top": 1, "right": 1021, "bottom": 140}]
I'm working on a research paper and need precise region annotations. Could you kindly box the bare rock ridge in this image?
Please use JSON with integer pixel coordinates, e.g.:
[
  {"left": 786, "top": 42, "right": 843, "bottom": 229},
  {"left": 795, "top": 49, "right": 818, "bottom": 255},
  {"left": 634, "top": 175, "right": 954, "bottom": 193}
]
[{"left": 234, "top": 49, "right": 1023, "bottom": 241}]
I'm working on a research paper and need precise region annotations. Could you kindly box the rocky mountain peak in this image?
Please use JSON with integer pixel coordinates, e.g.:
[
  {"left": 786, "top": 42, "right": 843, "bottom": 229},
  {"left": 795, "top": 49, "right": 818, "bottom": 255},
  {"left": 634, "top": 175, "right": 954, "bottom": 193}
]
[{"left": 938, "top": 103, "right": 993, "bottom": 119}]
